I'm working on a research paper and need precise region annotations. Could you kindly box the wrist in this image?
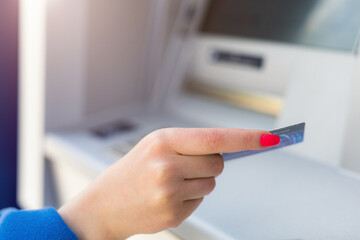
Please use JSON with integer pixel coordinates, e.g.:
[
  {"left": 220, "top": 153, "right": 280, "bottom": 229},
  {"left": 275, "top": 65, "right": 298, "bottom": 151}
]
[{"left": 58, "top": 188, "right": 115, "bottom": 240}]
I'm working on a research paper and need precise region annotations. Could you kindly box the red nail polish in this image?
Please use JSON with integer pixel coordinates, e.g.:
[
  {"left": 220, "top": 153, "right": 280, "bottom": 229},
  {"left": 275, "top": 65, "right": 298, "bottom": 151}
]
[{"left": 260, "top": 134, "right": 280, "bottom": 147}]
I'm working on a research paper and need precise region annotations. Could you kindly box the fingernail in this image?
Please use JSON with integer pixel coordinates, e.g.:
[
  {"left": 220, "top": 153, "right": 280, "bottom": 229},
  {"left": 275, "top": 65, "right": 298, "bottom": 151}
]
[{"left": 260, "top": 134, "right": 280, "bottom": 147}]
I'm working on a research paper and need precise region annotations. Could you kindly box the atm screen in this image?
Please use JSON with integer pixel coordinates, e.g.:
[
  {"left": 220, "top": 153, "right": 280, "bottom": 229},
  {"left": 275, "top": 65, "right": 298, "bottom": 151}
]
[{"left": 201, "top": 0, "right": 360, "bottom": 52}]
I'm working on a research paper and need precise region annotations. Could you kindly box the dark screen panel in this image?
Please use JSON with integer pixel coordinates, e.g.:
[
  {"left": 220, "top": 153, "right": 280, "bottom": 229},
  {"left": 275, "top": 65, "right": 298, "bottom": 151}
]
[{"left": 202, "top": 0, "right": 360, "bottom": 51}]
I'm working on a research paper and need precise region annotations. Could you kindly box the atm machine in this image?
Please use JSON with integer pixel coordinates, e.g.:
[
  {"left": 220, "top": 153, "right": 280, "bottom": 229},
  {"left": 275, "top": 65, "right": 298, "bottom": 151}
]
[{"left": 19, "top": 0, "right": 360, "bottom": 239}]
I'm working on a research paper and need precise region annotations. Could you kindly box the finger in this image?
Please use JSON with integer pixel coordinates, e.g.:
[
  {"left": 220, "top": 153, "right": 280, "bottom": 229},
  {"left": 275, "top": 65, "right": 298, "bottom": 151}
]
[
  {"left": 181, "top": 177, "right": 216, "bottom": 200},
  {"left": 166, "top": 128, "right": 271, "bottom": 155},
  {"left": 176, "top": 154, "right": 224, "bottom": 179}
]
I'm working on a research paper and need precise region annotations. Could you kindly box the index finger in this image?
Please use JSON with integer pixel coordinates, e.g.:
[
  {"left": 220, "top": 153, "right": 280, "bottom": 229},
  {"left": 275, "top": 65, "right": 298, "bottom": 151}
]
[{"left": 165, "top": 128, "right": 271, "bottom": 155}]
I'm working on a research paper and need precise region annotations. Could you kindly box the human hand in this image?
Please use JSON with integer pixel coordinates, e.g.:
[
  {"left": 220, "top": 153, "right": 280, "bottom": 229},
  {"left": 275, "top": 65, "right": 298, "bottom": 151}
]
[{"left": 59, "top": 128, "right": 278, "bottom": 239}]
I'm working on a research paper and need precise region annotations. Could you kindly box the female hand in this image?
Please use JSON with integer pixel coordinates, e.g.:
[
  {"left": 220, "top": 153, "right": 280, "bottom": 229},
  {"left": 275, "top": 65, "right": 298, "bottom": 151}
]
[{"left": 59, "top": 128, "right": 274, "bottom": 240}]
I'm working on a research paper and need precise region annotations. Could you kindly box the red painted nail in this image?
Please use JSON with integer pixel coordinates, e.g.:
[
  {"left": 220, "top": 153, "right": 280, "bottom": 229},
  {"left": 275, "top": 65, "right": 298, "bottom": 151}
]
[{"left": 260, "top": 134, "right": 280, "bottom": 147}]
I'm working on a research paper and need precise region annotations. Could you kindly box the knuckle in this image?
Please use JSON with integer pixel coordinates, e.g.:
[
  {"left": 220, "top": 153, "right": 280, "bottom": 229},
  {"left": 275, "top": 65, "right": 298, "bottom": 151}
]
[
  {"left": 152, "top": 160, "right": 176, "bottom": 183},
  {"left": 162, "top": 208, "right": 181, "bottom": 228},
  {"left": 208, "top": 178, "right": 216, "bottom": 192},
  {"left": 153, "top": 171, "right": 180, "bottom": 203},
  {"left": 170, "top": 219, "right": 183, "bottom": 228},
  {"left": 213, "top": 155, "right": 224, "bottom": 176},
  {"left": 161, "top": 189, "right": 172, "bottom": 201},
  {"left": 198, "top": 197, "right": 205, "bottom": 206},
  {"left": 154, "top": 188, "right": 173, "bottom": 206},
  {"left": 146, "top": 129, "right": 169, "bottom": 152}
]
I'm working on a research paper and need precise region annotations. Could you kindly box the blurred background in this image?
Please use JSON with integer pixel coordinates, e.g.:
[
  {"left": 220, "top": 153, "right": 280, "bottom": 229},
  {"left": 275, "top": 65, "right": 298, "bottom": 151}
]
[
  {"left": 0, "top": 0, "right": 18, "bottom": 208},
  {"left": 2, "top": 0, "right": 360, "bottom": 239}
]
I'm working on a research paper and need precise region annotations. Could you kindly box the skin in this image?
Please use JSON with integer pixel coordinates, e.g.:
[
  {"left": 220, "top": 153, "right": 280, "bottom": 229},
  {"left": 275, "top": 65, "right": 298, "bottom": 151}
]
[{"left": 59, "top": 128, "right": 272, "bottom": 240}]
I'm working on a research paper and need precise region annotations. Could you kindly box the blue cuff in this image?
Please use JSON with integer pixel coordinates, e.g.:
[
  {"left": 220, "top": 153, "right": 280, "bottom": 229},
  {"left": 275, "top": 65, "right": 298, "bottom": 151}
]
[{"left": 0, "top": 207, "right": 78, "bottom": 240}]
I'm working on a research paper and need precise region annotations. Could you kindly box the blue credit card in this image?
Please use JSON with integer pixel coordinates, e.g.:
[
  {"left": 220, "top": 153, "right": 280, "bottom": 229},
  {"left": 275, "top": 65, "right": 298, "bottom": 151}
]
[{"left": 222, "top": 122, "right": 305, "bottom": 161}]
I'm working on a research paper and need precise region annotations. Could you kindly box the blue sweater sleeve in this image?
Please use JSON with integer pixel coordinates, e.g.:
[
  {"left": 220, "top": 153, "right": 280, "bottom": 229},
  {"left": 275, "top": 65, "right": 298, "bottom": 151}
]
[{"left": 0, "top": 207, "right": 78, "bottom": 240}]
